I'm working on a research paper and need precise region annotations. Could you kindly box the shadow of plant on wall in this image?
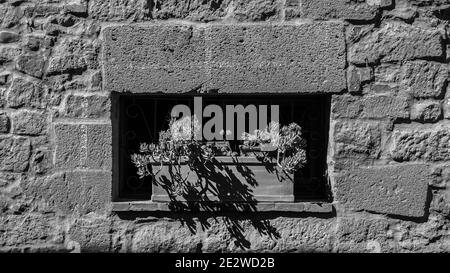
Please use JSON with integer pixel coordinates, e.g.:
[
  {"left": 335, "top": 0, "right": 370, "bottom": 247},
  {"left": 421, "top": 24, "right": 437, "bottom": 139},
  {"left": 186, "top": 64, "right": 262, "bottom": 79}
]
[{"left": 156, "top": 158, "right": 282, "bottom": 249}]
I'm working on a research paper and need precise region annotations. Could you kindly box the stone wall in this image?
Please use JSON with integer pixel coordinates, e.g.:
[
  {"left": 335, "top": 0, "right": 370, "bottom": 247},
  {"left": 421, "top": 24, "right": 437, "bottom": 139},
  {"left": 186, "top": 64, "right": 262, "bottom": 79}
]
[{"left": 1, "top": 0, "right": 450, "bottom": 253}]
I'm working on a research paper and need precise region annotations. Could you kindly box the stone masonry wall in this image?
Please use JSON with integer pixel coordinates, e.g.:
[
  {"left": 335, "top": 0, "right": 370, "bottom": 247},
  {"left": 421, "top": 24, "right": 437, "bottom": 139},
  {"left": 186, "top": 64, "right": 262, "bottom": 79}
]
[{"left": 1, "top": 0, "right": 450, "bottom": 252}]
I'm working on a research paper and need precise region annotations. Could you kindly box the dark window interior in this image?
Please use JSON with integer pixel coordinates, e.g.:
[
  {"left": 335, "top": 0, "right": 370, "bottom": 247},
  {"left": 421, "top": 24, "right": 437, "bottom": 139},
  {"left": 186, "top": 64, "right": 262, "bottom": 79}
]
[{"left": 113, "top": 93, "right": 331, "bottom": 202}]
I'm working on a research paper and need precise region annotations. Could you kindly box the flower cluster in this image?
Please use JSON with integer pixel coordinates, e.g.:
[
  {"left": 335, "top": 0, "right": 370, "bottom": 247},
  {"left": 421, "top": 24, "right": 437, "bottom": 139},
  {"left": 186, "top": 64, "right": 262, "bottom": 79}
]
[
  {"left": 241, "top": 122, "right": 307, "bottom": 172},
  {"left": 131, "top": 115, "right": 229, "bottom": 180}
]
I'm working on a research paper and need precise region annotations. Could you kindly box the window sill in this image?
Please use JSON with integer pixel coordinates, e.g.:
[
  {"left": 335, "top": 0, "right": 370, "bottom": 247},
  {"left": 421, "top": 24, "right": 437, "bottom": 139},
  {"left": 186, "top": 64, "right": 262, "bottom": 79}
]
[{"left": 112, "top": 201, "right": 333, "bottom": 213}]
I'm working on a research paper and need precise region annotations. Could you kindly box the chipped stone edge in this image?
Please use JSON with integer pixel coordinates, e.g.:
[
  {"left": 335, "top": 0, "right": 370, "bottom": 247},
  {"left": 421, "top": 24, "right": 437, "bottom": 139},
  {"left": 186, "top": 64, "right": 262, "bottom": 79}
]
[{"left": 112, "top": 201, "right": 334, "bottom": 213}]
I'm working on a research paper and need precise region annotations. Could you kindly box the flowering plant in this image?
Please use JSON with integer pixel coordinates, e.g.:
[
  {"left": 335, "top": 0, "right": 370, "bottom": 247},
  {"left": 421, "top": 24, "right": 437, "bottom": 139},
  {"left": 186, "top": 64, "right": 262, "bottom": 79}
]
[
  {"left": 131, "top": 115, "right": 230, "bottom": 194},
  {"left": 241, "top": 122, "right": 307, "bottom": 172}
]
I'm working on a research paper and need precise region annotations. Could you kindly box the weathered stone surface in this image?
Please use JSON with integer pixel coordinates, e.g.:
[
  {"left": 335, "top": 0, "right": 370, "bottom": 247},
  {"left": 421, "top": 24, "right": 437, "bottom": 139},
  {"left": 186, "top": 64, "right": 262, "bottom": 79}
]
[
  {"left": 132, "top": 221, "right": 203, "bottom": 252},
  {"left": 54, "top": 123, "right": 111, "bottom": 170},
  {"left": 401, "top": 61, "right": 448, "bottom": 99},
  {"left": 90, "top": 71, "right": 102, "bottom": 89},
  {"left": 64, "top": 3, "right": 88, "bottom": 17},
  {"left": 0, "top": 136, "right": 30, "bottom": 172},
  {"left": 86, "top": 124, "right": 112, "bottom": 169},
  {"left": 88, "top": 0, "right": 149, "bottom": 21},
  {"left": 23, "top": 4, "right": 62, "bottom": 18},
  {"left": 408, "top": 0, "right": 450, "bottom": 6},
  {"left": 0, "top": 214, "right": 63, "bottom": 248},
  {"left": 444, "top": 97, "right": 450, "bottom": 119},
  {"left": 301, "top": 0, "right": 392, "bottom": 21},
  {"left": 6, "top": 78, "right": 44, "bottom": 109},
  {"left": 0, "top": 31, "right": 20, "bottom": 43},
  {"left": 23, "top": 35, "right": 54, "bottom": 51},
  {"left": 332, "top": 95, "right": 410, "bottom": 120},
  {"left": 130, "top": 216, "right": 336, "bottom": 252},
  {"left": 207, "top": 22, "right": 346, "bottom": 93},
  {"left": 334, "top": 120, "right": 382, "bottom": 159},
  {"left": 268, "top": 217, "right": 335, "bottom": 252},
  {"left": 30, "top": 148, "right": 52, "bottom": 175},
  {"left": 347, "top": 65, "right": 373, "bottom": 93},
  {"left": 337, "top": 217, "right": 389, "bottom": 244},
  {"left": 285, "top": 0, "right": 301, "bottom": 19},
  {"left": 24, "top": 171, "right": 111, "bottom": 215},
  {"left": 47, "top": 38, "right": 97, "bottom": 75},
  {"left": 391, "top": 123, "right": 450, "bottom": 162},
  {"left": 349, "top": 22, "right": 443, "bottom": 65},
  {"left": 16, "top": 54, "right": 46, "bottom": 78},
  {"left": 0, "top": 46, "right": 21, "bottom": 64},
  {"left": 153, "top": 0, "right": 230, "bottom": 21},
  {"left": 103, "top": 22, "right": 346, "bottom": 93},
  {"left": 103, "top": 24, "right": 208, "bottom": 93},
  {"left": 0, "top": 7, "right": 22, "bottom": 28},
  {"left": 335, "top": 164, "right": 430, "bottom": 217},
  {"left": 335, "top": 217, "right": 391, "bottom": 252},
  {"left": 0, "top": 113, "right": 10, "bottom": 133},
  {"left": 67, "top": 217, "right": 112, "bottom": 252},
  {"left": 411, "top": 101, "right": 442, "bottom": 122},
  {"left": 0, "top": 73, "right": 9, "bottom": 85},
  {"left": 60, "top": 94, "right": 110, "bottom": 119},
  {"left": 11, "top": 110, "right": 47, "bottom": 136},
  {"left": 372, "top": 61, "right": 448, "bottom": 98},
  {"left": 233, "top": 0, "right": 280, "bottom": 21},
  {"left": 0, "top": 173, "right": 18, "bottom": 189}
]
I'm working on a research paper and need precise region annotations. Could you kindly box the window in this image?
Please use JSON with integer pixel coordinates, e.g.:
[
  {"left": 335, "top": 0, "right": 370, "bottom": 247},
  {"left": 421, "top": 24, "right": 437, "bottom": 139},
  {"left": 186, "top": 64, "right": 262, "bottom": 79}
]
[{"left": 112, "top": 93, "right": 331, "bottom": 202}]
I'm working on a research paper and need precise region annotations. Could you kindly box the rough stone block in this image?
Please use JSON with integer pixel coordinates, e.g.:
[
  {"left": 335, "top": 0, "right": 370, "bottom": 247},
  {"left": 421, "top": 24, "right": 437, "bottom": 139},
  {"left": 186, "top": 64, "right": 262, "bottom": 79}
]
[
  {"left": 54, "top": 124, "right": 83, "bottom": 169},
  {"left": 103, "top": 22, "right": 346, "bottom": 94},
  {"left": 0, "top": 31, "right": 20, "bottom": 43},
  {"left": 47, "top": 38, "right": 96, "bottom": 75},
  {"left": 444, "top": 97, "right": 450, "bottom": 119},
  {"left": 0, "top": 46, "right": 21, "bottom": 64},
  {"left": 16, "top": 54, "right": 45, "bottom": 78},
  {"left": 89, "top": 0, "right": 149, "bottom": 21},
  {"left": 23, "top": 35, "right": 55, "bottom": 51},
  {"left": 0, "top": 214, "right": 62, "bottom": 247},
  {"left": 67, "top": 217, "right": 112, "bottom": 252},
  {"left": 332, "top": 95, "right": 410, "bottom": 120},
  {"left": 6, "top": 77, "right": 44, "bottom": 109},
  {"left": 54, "top": 123, "right": 111, "bottom": 170},
  {"left": 132, "top": 222, "right": 203, "bottom": 252},
  {"left": 103, "top": 24, "right": 208, "bottom": 93},
  {"left": 349, "top": 22, "right": 443, "bottom": 65},
  {"left": 269, "top": 218, "right": 335, "bottom": 252},
  {"left": 1, "top": 6, "right": 22, "bottom": 28},
  {"left": 23, "top": 4, "right": 62, "bottom": 18},
  {"left": 0, "top": 112, "right": 10, "bottom": 133},
  {"left": 24, "top": 171, "right": 111, "bottom": 215},
  {"left": 401, "top": 61, "right": 448, "bottom": 99},
  {"left": 233, "top": 0, "right": 280, "bottom": 21},
  {"left": 301, "top": 0, "right": 392, "bottom": 21},
  {"left": 86, "top": 124, "right": 112, "bottom": 169},
  {"left": 65, "top": 3, "right": 88, "bottom": 17},
  {"left": 61, "top": 94, "right": 110, "bottom": 119},
  {"left": 153, "top": 0, "right": 230, "bottom": 21},
  {"left": 391, "top": 122, "right": 450, "bottom": 162},
  {"left": 11, "top": 110, "right": 47, "bottom": 136},
  {"left": 0, "top": 136, "right": 30, "bottom": 172},
  {"left": 335, "top": 164, "right": 430, "bottom": 217},
  {"left": 334, "top": 120, "right": 382, "bottom": 159},
  {"left": 347, "top": 65, "right": 373, "bottom": 93},
  {"left": 336, "top": 217, "right": 390, "bottom": 253},
  {"left": 410, "top": 101, "right": 442, "bottom": 122},
  {"left": 207, "top": 22, "right": 346, "bottom": 93}
]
